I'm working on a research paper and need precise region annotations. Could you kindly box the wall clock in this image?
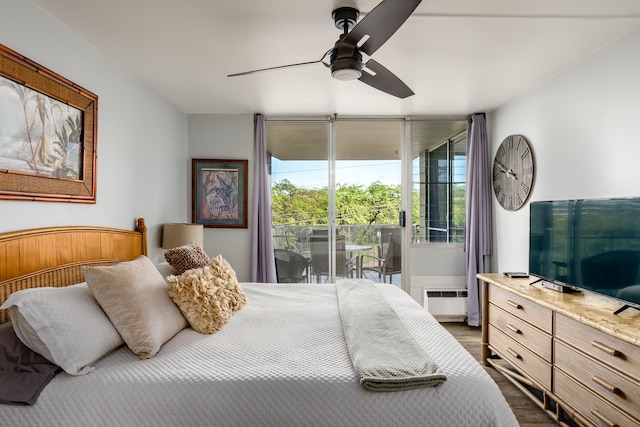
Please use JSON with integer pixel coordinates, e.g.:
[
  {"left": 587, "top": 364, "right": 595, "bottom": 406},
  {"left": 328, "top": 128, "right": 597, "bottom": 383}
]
[{"left": 492, "top": 134, "right": 535, "bottom": 211}]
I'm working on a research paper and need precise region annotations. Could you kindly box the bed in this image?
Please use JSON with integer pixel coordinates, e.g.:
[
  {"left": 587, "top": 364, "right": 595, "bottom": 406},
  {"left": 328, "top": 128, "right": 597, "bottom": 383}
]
[{"left": 0, "top": 219, "right": 518, "bottom": 426}]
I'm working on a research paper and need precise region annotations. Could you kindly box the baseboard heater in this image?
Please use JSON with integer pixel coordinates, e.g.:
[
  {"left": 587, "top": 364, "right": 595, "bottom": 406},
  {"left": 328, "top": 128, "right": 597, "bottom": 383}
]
[{"left": 423, "top": 288, "right": 468, "bottom": 320}]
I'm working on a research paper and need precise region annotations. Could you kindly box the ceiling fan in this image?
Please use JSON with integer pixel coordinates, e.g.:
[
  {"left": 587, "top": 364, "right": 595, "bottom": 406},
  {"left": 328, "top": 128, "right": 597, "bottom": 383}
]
[{"left": 227, "top": 0, "right": 422, "bottom": 99}]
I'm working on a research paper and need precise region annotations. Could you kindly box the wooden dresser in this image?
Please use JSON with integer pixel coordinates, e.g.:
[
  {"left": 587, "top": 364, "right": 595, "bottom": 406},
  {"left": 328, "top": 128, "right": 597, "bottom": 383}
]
[{"left": 478, "top": 273, "right": 640, "bottom": 427}]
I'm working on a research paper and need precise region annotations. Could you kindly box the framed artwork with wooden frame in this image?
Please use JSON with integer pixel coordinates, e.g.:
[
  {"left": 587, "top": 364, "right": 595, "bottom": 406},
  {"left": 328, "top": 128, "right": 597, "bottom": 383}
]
[
  {"left": 0, "top": 43, "right": 98, "bottom": 203},
  {"left": 192, "top": 159, "right": 248, "bottom": 228}
]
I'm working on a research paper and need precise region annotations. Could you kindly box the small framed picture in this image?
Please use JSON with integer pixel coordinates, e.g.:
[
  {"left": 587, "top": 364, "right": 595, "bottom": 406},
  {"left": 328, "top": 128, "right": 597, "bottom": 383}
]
[{"left": 192, "top": 159, "right": 248, "bottom": 228}]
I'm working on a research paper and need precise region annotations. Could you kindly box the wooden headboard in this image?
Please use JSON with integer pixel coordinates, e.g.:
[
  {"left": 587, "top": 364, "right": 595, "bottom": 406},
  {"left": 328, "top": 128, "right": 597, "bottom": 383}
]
[{"left": 0, "top": 218, "right": 148, "bottom": 323}]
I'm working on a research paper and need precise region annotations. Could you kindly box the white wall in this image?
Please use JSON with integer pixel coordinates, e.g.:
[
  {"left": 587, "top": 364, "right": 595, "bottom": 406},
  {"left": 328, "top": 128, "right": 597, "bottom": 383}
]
[
  {"left": 488, "top": 27, "right": 640, "bottom": 273},
  {"left": 409, "top": 244, "right": 467, "bottom": 306},
  {"left": 187, "top": 114, "right": 254, "bottom": 281},
  {"left": 0, "top": 0, "right": 189, "bottom": 263}
]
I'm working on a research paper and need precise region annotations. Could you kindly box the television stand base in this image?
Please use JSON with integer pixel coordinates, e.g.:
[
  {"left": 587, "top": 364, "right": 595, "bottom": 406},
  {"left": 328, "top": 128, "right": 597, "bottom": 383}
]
[
  {"left": 540, "top": 281, "right": 580, "bottom": 293},
  {"left": 614, "top": 304, "right": 640, "bottom": 315}
]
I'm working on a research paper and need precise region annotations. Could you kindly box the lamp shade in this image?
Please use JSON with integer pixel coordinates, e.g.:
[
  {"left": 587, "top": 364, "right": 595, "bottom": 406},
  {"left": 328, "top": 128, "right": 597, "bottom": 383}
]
[{"left": 161, "top": 223, "right": 204, "bottom": 249}]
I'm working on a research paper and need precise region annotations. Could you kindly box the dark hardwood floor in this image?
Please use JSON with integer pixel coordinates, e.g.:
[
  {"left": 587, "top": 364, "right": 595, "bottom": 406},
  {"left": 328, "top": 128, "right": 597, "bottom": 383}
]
[{"left": 442, "top": 322, "right": 559, "bottom": 427}]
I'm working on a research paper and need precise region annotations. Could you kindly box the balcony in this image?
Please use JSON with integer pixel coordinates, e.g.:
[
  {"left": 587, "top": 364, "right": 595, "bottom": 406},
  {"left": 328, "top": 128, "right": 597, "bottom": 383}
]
[{"left": 273, "top": 224, "right": 401, "bottom": 285}]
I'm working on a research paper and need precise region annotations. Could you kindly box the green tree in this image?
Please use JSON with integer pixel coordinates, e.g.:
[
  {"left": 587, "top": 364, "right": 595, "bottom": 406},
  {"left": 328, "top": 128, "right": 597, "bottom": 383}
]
[
  {"left": 272, "top": 180, "right": 402, "bottom": 226},
  {"left": 272, "top": 179, "right": 328, "bottom": 226}
]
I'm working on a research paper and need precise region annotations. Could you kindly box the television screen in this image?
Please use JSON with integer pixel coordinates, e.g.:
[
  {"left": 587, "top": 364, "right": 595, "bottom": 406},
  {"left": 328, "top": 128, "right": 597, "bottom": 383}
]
[{"left": 529, "top": 198, "right": 640, "bottom": 311}]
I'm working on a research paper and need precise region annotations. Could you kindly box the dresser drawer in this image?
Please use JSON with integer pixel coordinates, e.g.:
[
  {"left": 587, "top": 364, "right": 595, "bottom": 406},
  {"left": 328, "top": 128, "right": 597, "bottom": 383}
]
[
  {"left": 488, "top": 285, "right": 552, "bottom": 332},
  {"left": 555, "top": 368, "right": 640, "bottom": 427},
  {"left": 555, "top": 340, "right": 640, "bottom": 418},
  {"left": 556, "top": 313, "right": 640, "bottom": 383},
  {"left": 488, "top": 303, "right": 552, "bottom": 362},
  {"left": 488, "top": 324, "right": 552, "bottom": 389}
]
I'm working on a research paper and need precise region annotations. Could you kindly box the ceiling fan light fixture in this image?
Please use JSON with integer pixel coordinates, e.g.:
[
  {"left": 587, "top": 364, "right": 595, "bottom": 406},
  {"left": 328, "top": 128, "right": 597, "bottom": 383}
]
[
  {"left": 332, "top": 68, "right": 362, "bottom": 81},
  {"left": 330, "top": 47, "right": 363, "bottom": 81}
]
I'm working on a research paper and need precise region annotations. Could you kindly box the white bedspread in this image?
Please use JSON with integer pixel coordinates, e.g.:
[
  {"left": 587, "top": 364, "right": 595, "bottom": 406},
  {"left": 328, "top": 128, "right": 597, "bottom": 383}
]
[{"left": 1, "top": 283, "right": 518, "bottom": 427}]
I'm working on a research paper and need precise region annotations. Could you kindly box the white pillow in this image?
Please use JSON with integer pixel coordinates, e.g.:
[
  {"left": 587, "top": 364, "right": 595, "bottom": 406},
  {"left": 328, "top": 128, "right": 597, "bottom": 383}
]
[
  {"left": 156, "top": 261, "right": 177, "bottom": 285},
  {"left": 0, "top": 283, "right": 124, "bottom": 375}
]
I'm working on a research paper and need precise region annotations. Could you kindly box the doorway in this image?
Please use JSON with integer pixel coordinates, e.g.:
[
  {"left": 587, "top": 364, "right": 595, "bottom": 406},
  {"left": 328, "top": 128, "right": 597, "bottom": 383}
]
[{"left": 268, "top": 118, "right": 404, "bottom": 286}]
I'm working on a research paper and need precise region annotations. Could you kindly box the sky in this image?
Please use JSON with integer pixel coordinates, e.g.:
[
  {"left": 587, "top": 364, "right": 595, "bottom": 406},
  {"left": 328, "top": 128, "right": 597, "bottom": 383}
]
[{"left": 271, "top": 159, "right": 402, "bottom": 188}]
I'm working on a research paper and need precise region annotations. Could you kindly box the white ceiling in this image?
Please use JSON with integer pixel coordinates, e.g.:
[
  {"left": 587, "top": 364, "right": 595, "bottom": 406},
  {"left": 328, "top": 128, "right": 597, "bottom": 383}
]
[{"left": 30, "top": 0, "right": 640, "bottom": 116}]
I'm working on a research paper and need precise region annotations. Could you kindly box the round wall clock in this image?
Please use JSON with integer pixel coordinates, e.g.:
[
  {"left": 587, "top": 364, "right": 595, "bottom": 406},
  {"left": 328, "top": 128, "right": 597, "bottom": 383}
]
[{"left": 492, "top": 134, "right": 535, "bottom": 211}]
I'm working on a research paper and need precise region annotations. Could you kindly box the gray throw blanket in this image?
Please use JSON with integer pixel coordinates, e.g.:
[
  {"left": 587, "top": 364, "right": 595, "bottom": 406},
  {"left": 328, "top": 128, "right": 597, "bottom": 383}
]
[{"left": 336, "top": 279, "right": 447, "bottom": 392}]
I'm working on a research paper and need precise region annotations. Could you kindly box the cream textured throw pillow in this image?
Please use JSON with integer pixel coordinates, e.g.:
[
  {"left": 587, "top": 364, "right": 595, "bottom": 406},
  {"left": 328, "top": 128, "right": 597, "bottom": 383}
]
[
  {"left": 209, "top": 255, "right": 248, "bottom": 313},
  {"left": 82, "top": 256, "right": 187, "bottom": 359},
  {"left": 168, "top": 255, "right": 247, "bottom": 334},
  {"left": 164, "top": 242, "right": 210, "bottom": 274}
]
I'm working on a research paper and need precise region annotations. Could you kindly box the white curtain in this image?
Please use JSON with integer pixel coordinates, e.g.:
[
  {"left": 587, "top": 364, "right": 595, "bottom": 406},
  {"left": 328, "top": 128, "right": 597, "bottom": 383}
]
[
  {"left": 464, "top": 113, "right": 493, "bottom": 326},
  {"left": 250, "top": 114, "right": 277, "bottom": 283}
]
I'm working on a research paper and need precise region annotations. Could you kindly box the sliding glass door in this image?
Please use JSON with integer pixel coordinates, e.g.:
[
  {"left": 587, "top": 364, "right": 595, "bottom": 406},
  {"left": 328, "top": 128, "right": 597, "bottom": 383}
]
[
  {"left": 269, "top": 120, "right": 330, "bottom": 283},
  {"left": 268, "top": 118, "right": 404, "bottom": 285},
  {"left": 334, "top": 120, "right": 404, "bottom": 286}
]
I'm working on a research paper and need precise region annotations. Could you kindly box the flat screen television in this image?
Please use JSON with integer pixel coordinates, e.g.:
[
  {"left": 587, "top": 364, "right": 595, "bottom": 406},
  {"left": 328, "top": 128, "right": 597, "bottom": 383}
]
[{"left": 529, "top": 197, "right": 640, "bottom": 314}]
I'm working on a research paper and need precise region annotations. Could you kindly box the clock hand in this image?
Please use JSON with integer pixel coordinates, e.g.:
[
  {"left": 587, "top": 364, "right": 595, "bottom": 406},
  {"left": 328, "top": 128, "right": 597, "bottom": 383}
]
[
  {"left": 496, "top": 162, "right": 517, "bottom": 180},
  {"left": 496, "top": 162, "right": 509, "bottom": 173}
]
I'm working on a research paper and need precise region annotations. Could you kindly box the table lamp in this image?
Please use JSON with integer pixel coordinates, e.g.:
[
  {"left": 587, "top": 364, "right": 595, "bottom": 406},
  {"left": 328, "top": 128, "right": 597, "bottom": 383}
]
[{"left": 161, "top": 223, "right": 204, "bottom": 249}]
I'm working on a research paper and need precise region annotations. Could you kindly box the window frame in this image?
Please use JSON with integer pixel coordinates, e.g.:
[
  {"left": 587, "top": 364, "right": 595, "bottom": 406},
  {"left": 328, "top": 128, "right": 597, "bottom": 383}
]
[{"left": 422, "top": 132, "right": 467, "bottom": 244}]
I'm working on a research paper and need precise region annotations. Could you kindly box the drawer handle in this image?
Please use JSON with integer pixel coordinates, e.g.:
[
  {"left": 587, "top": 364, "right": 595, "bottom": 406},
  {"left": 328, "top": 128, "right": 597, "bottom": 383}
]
[
  {"left": 506, "top": 300, "right": 523, "bottom": 310},
  {"left": 590, "top": 409, "right": 619, "bottom": 427},
  {"left": 506, "top": 347, "right": 522, "bottom": 360},
  {"left": 591, "top": 340, "right": 623, "bottom": 358},
  {"left": 592, "top": 376, "right": 621, "bottom": 395},
  {"left": 506, "top": 323, "right": 522, "bottom": 334}
]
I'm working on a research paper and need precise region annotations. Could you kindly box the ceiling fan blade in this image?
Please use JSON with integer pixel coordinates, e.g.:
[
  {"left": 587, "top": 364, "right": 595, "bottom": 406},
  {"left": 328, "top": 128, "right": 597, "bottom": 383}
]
[
  {"left": 339, "top": 0, "right": 422, "bottom": 57},
  {"left": 358, "top": 59, "right": 414, "bottom": 99},
  {"left": 227, "top": 58, "right": 325, "bottom": 77}
]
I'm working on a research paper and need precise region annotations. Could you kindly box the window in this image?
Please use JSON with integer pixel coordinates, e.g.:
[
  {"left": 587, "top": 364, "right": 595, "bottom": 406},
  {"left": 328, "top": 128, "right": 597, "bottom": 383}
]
[{"left": 413, "top": 131, "right": 466, "bottom": 243}]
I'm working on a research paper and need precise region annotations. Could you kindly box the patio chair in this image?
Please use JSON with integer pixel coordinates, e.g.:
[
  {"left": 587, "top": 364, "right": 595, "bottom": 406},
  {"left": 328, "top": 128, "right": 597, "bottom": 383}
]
[
  {"left": 274, "top": 249, "right": 310, "bottom": 283},
  {"left": 378, "top": 227, "right": 401, "bottom": 259},
  {"left": 360, "top": 233, "right": 401, "bottom": 284},
  {"left": 309, "top": 235, "right": 356, "bottom": 282}
]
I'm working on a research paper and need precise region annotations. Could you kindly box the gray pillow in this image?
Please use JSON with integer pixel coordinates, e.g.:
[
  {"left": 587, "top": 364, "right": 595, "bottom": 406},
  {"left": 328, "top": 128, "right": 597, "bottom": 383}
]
[{"left": 0, "top": 321, "right": 60, "bottom": 405}]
